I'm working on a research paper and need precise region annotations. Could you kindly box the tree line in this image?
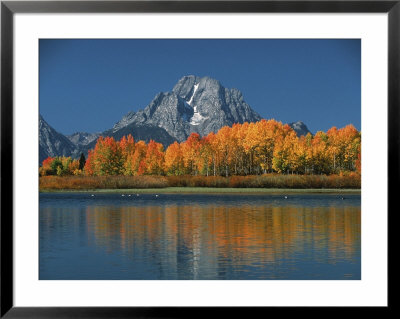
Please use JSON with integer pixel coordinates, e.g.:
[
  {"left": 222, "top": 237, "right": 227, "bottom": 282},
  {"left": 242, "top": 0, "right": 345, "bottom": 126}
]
[{"left": 40, "top": 119, "right": 361, "bottom": 177}]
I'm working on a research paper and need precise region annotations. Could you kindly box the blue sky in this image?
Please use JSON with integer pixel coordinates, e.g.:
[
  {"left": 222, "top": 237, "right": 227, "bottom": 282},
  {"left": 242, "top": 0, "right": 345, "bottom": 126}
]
[{"left": 39, "top": 39, "right": 360, "bottom": 135}]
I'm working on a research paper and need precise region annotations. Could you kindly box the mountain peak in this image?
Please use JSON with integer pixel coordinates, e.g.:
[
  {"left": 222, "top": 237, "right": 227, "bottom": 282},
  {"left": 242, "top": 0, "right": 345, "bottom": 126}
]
[
  {"left": 124, "top": 75, "right": 262, "bottom": 141},
  {"left": 109, "top": 75, "right": 262, "bottom": 142},
  {"left": 172, "top": 75, "right": 201, "bottom": 100},
  {"left": 39, "top": 75, "right": 313, "bottom": 161},
  {"left": 67, "top": 131, "right": 101, "bottom": 147},
  {"left": 289, "top": 121, "right": 311, "bottom": 136},
  {"left": 39, "top": 114, "right": 78, "bottom": 163}
]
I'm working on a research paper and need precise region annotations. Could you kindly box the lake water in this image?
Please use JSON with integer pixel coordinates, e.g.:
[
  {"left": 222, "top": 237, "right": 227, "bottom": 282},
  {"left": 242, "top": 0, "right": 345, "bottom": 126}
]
[{"left": 39, "top": 192, "right": 361, "bottom": 280}]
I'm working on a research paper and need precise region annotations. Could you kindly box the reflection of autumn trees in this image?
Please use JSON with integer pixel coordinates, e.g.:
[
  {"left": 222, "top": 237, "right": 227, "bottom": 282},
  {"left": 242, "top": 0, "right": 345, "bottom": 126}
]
[{"left": 81, "top": 204, "right": 360, "bottom": 272}]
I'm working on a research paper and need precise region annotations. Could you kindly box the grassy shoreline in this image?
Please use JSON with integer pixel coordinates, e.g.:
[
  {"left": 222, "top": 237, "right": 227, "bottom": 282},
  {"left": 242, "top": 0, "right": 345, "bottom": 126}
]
[
  {"left": 40, "top": 187, "right": 361, "bottom": 195},
  {"left": 39, "top": 174, "right": 361, "bottom": 192}
]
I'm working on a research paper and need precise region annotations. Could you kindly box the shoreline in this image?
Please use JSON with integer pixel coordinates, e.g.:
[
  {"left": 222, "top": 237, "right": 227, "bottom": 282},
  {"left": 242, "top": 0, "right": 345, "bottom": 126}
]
[{"left": 39, "top": 187, "right": 361, "bottom": 195}]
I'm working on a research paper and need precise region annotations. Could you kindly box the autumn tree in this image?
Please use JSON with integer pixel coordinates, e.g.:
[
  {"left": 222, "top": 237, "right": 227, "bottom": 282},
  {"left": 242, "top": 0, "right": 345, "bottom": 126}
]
[
  {"left": 273, "top": 127, "right": 298, "bottom": 174},
  {"left": 292, "top": 134, "right": 310, "bottom": 174},
  {"left": 181, "top": 133, "right": 202, "bottom": 175},
  {"left": 215, "top": 126, "right": 234, "bottom": 177},
  {"left": 165, "top": 141, "right": 185, "bottom": 175},
  {"left": 143, "top": 140, "right": 164, "bottom": 175},
  {"left": 127, "top": 140, "right": 147, "bottom": 175},
  {"left": 43, "top": 120, "right": 361, "bottom": 178},
  {"left": 327, "top": 125, "right": 360, "bottom": 173},
  {"left": 308, "top": 132, "right": 331, "bottom": 174},
  {"left": 245, "top": 119, "right": 283, "bottom": 174},
  {"left": 87, "top": 136, "right": 124, "bottom": 175},
  {"left": 40, "top": 157, "right": 56, "bottom": 176},
  {"left": 84, "top": 150, "right": 95, "bottom": 176},
  {"left": 120, "top": 135, "right": 135, "bottom": 175}
]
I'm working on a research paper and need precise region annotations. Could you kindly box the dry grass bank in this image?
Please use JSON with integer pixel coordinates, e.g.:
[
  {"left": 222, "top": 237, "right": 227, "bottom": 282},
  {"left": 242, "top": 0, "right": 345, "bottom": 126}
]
[
  {"left": 39, "top": 175, "right": 168, "bottom": 190},
  {"left": 166, "top": 174, "right": 360, "bottom": 189},
  {"left": 40, "top": 174, "right": 360, "bottom": 191}
]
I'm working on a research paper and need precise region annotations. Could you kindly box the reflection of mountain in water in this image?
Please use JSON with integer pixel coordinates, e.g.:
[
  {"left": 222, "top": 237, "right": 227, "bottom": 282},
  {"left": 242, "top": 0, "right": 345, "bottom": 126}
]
[{"left": 40, "top": 195, "right": 361, "bottom": 280}]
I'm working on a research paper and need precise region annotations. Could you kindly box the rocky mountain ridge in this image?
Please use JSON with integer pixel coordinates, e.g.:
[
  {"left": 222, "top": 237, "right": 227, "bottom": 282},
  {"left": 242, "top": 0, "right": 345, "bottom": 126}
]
[
  {"left": 39, "top": 115, "right": 78, "bottom": 163},
  {"left": 39, "top": 75, "right": 311, "bottom": 163},
  {"left": 113, "top": 75, "right": 263, "bottom": 142}
]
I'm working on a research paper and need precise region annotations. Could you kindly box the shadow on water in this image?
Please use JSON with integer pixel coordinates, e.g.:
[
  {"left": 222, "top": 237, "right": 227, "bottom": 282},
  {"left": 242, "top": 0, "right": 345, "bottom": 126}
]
[{"left": 39, "top": 193, "right": 361, "bottom": 280}]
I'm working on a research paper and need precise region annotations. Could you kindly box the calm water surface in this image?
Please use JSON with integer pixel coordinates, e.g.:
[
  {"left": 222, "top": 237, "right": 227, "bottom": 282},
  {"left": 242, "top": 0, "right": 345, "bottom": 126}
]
[{"left": 39, "top": 193, "right": 361, "bottom": 280}]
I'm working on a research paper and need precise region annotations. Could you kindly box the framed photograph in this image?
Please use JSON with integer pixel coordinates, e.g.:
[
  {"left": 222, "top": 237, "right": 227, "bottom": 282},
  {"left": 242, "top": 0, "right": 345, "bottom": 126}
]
[{"left": 1, "top": 0, "right": 394, "bottom": 317}]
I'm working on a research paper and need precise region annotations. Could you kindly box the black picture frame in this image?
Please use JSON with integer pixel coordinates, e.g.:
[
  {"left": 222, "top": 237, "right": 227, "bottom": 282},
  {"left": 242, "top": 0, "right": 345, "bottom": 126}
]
[{"left": 0, "top": 0, "right": 395, "bottom": 317}]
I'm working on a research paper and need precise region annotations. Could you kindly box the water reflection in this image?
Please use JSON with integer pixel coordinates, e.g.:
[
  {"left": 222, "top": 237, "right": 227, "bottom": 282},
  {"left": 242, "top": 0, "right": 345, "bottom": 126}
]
[{"left": 39, "top": 194, "right": 361, "bottom": 280}]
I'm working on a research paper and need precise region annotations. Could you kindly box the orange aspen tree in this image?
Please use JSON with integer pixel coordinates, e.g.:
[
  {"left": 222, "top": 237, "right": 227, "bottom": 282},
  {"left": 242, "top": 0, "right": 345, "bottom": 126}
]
[
  {"left": 181, "top": 133, "right": 202, "bottom": 175},
  {"left": 144, "top": 140, "right": 165, "bottom": 175},
  {"left": 164, "top": 141, "right": 185, "bottom": 175}
]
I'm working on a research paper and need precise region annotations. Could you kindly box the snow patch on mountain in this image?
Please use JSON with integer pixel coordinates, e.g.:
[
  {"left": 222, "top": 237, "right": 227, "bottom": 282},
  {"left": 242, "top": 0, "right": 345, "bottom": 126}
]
[
  {"left": 187, "top": 83, "right": 199, "bottom": 106},
  {"left": 184, "top": 82, "right": 207, "bottom": 125},
  {"left": 190, "top": 105, "right": 207, "bottom": 125}
]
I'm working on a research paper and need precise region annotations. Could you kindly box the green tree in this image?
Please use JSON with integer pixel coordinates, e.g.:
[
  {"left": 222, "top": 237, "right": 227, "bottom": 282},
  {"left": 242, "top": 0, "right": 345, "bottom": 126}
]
[{"left": 79, "top": 153, "right": 86, "bottom": 170}]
